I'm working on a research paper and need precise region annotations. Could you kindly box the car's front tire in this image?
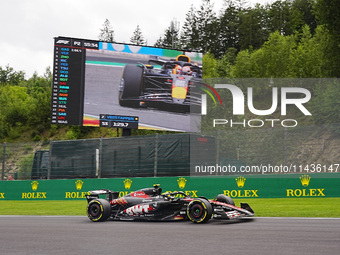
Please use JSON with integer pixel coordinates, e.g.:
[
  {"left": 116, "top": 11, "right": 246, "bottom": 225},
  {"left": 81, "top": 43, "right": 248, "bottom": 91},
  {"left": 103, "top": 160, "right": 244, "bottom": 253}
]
[
  {"left": 187, "top": 198, "right": 212, "bottom": 223},
  {"left": 87, "top": 199, "right": 111, "bottom": 222},
  {"left": 119, "top": 64, "right": 143, "bottom": 107}
]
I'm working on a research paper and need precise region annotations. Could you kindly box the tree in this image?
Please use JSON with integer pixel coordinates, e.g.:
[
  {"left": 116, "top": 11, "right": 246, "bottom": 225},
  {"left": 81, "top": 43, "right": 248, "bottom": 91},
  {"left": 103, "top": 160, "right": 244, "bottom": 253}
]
[
  {"left": 153, "top": 36, "right": 164, "bottom": 48},
  {"left": 256, "top": 31, "right": 297, "bottom": 77},
  {"left": 202, "top": 53, "right": 219, "bottom": 78},
  {"left": 161, "top": 19, "right": 181, "bottom": 49},
  {"left": 231, "top": 49, "right": 253, "bottom": 77},
  {"left": 218, "top": 0, "right": 240, "bottom": 55},
  {"left": 0, "top": 65, "right": 25, "bottom": 85},
  {"left": 130, "top": 25, "right": 146, "bottom": 45},
  {"left": 98, "top": 19, "right": 114, "bottom": 42},
  {"left": 24, "top": 71, "right": 52, "bottom": 128},
  {"left": 181, "top": 5, "right": 200, "bottom": 51},
  {"left": 311, "top": 79, "right": 340, "bottom": 126},
  {"left": 290, "top": 25, "right": 331, "bottom": 77},
  {"left": 154, "top": 19, "right": 180, "bottom": 49},
  {"left": 267, "top": 0, "right": 292, "bottom": 35},
  {"left": 308, "top": 25, "right": 340, "bottom": 77},
  {"left": 0, "top": 85, "right": 30, "bottom": 127},
  {"left": 196, "top": 0, "right": 218, "bottom": 53},
  {"left": 238, "top": 4, "right": 270, "bottom": 51},
  {"left": 231, "top": 31, "right": 298, "bottom": 78},
  {"left": 315, "top": 0, "right": 340, "bottom": 36},
  {"left": 315, "top": 0, "right": 340, "bottom": 77},
  {"left": 289, "top": 0, "right": 316, "bottom": 34}
]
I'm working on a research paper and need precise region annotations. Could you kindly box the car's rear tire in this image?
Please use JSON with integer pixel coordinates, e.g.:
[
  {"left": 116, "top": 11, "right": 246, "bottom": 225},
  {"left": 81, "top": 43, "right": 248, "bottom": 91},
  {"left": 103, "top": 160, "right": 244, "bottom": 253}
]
[
  {"left": 119, "top": 64, "right": 143, "bottom": 107},
  {"left": 187, "top": 198, "right": 212, "bottom": 224},
  {"left": 215, "top": 194, "right": 235, "bottom": 206},
  {"left": 87, "top": 199, "right": 111, "bottom": 222}
]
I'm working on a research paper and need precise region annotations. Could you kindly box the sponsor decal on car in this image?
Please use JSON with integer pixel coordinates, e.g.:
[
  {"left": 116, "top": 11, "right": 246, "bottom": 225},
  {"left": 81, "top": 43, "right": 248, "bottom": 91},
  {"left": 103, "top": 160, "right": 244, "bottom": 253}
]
[
  {"left": 124, "top": 204, "right": 154, "bottom": 216},
  {"left": 111, "top": 197, "right": 128, "bottom": 206},
  {"left": 225, "top": 211, "right": 241, "bottom": 219},
  {"left": 130, "top": 191, "right": 149, "bottom": 198},
  {"left": 164, "top": 190, "right": 198, "bottom": 197}
]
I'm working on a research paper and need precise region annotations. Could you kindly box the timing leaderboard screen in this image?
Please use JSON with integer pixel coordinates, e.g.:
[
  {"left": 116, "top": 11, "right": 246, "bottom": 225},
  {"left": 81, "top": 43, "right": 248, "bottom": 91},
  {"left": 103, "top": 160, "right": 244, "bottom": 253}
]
[
  {"left": 51, "top": 36, "right": 202, "bottom": 132},
  {"left": 52, "top": 37, "right": 97, "bottom": 126}
]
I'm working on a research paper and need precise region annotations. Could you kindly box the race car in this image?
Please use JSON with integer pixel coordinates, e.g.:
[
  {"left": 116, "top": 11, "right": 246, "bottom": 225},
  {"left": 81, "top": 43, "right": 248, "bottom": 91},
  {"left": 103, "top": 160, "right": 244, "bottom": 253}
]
[
  {"left": 86, "top": 184, "right": 254, "bottom": 223},
  {"left": 118, "top": 55, "right": 202, "bottom": 111}
]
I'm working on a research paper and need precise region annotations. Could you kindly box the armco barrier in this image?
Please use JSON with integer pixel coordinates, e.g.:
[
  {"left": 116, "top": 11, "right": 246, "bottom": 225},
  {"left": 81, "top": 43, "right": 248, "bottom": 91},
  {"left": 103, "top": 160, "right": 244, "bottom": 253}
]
[{"left": 0, "top": 173, "right": 339, "bottom": 200}]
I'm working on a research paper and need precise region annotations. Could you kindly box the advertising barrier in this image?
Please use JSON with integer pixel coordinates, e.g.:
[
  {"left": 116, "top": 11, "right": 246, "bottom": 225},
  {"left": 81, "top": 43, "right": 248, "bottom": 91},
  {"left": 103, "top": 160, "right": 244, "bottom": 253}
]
[{"left": 0, "top": 173, "right": 339, "bottom": 200}]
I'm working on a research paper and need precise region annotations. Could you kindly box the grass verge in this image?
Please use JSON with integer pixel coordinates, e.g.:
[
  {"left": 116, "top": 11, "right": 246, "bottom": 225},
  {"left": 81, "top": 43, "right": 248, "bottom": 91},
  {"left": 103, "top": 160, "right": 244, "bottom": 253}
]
[
  {"left": 233, "top": 197, "right": 340, "bottom": 217},
  {"left": 0, "top": 198, "right": 339, "bottom": 217},
  {"left": 0, "top": 201, "right": 87, "bottom": 216}
]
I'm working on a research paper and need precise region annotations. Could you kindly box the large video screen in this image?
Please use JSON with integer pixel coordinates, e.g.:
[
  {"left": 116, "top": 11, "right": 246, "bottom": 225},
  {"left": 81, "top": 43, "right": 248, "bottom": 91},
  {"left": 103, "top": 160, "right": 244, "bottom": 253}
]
[{"left": 51, "top": 36, "right": 203, "bottom": 132}]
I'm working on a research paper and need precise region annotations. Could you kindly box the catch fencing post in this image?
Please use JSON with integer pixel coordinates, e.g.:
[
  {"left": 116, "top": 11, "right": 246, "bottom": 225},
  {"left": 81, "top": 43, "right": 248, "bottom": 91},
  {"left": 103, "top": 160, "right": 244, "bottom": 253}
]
[
  {"left": 154, "top": 134, "right": 158, "bottom": 177},
  {"left": 47, "top": 140, "right": 52, "bottom": 180},
  {"left": 98, "top": 137, "right": 103, "bottom": 178},
  {"left": 1, "top": 143, "right": 5, "bottom": 180}
]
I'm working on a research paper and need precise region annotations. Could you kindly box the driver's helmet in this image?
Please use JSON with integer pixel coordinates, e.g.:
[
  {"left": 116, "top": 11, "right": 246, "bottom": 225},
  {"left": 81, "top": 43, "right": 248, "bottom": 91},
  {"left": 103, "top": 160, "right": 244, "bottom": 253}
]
[
  {"left": 182, "top": 66, "right": 192, "bottom": 75},
  {"left": 174, "top": 65, "right": 182, "bottom": 74},
  {"left": 153, "top": 184, "right": 162, "bottom": 195}
]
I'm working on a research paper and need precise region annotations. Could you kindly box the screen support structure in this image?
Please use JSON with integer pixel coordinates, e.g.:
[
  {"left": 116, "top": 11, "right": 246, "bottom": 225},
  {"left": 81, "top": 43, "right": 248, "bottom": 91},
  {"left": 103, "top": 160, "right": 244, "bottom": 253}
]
[{"left": 122, "top": 128, "right": 132, "bottom": 137}]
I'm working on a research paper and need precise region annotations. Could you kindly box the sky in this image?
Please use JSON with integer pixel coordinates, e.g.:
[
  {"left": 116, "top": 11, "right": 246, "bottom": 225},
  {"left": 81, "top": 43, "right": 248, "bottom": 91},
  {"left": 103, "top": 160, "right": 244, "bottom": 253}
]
[{"left": 0, "top": 0, "right": 272, "bottom": 78}]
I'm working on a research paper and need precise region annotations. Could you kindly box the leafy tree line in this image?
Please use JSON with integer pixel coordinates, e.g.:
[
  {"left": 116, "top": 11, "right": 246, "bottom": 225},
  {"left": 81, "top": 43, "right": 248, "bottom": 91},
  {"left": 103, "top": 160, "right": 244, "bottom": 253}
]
[
  {"left": 101, "top": 0, "right": 339, "bottom": 77},
  {"left": 0, "top": 67, "right": 52, "bottom": 141},
  {"left": 104, "top": 0, "right": 319, "bottom": 55},
  {"left": 159, "top": 0, "right": 334, "bottom": 61},
  {"left": 204, "top": 24, "right": 338, "bottom": 78},
  {"left": 189, "top": 0, "right": 340, "bottom": 79}
]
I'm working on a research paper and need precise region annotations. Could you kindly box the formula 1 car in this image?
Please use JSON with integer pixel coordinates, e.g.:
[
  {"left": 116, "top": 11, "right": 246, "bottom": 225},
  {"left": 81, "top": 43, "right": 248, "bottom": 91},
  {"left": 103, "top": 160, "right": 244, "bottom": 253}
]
[
  {"left": 118, "top": 55, "right": 202, "bottom": 111},
  {"left": 86, "top": 184, "right": 254, "bottom": 223}
]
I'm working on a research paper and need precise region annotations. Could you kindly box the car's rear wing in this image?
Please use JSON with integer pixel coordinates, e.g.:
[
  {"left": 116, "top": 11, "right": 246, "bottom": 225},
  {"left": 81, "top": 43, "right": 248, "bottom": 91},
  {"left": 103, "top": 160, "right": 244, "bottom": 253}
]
[{"left": 86, "top": 189, "right": 119, "bottom": 203}]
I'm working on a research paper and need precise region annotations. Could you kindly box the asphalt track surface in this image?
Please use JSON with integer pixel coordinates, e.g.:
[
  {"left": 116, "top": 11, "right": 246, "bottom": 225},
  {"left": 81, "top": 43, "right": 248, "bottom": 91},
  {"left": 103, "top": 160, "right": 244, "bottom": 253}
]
[
  {"left": 83, "top": 50, "right": 200, "bottom": 132},
  {"left": 0, "top": 216, "right": 339, "bottom": 255}
]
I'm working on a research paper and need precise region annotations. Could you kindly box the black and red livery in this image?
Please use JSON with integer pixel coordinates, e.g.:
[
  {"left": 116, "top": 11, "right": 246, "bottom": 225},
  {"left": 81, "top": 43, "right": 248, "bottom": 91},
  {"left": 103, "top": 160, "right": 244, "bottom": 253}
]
[
  {"left": 118, "top": 55, "right": 202, "bottom": 111},
  {"left": 86, "top": 184, "right": 254, "bottom": 223}
]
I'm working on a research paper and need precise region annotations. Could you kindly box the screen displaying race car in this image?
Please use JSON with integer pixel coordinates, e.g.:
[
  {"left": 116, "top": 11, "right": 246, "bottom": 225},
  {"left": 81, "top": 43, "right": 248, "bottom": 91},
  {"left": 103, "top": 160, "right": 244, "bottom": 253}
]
[
  {"left": 119, "top": 54, "right": 202, "bottom": 112},
  {"left": 83, "top": 41, "right": 203, "bottom": 132},
  {"left": 52, "top": 36, "right": 202, "bottom": 132},
  {"left": 86, "top": 184, "right": 254, "bottom": 223}
]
